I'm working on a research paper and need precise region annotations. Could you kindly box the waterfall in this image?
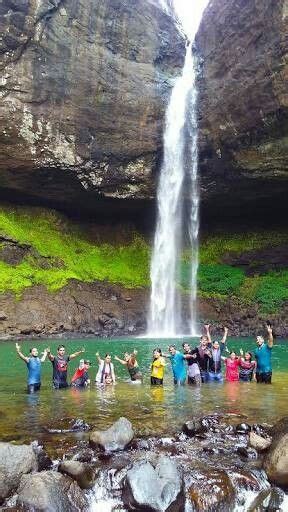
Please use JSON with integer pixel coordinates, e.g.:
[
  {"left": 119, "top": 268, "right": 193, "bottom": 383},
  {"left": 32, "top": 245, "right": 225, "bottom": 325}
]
[
  {"left": 187, "top": 55, "right": 199, "bottom": 336},
  {"left": 148, "top": 0, "right": 208, "bottom": 337},
  {"left": 148, "top": 44, "right": 195, "bottom": 337}
]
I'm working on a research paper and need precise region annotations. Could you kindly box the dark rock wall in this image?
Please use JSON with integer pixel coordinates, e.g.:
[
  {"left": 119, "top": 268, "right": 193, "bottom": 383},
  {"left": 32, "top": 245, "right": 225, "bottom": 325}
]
[
  {"left": 0, "top": 0, "right": 184, "bottom": 211},
  {"left": 196, "top": 0, "right": 288, "bottom": 216}
]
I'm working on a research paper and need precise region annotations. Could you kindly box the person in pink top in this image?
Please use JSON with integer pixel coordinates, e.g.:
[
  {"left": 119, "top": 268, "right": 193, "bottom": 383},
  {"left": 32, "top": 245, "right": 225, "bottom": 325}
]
[{"left": 222, "top": 351, "right": 241, "bottom": 382}]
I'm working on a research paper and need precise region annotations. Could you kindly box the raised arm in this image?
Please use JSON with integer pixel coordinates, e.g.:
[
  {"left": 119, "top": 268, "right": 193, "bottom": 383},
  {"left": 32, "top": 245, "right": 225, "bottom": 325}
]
[
  {"left": 95, "top": 352, "right": 102, "bottom": 364},
  {"left": 204, "top": 324, "right": 212, "bottom": 345},
  {"left": 15, "top": 343, "right": 29, "bottom": 363},
  {"left": 267, "top": 325, "right": 273, "bottom": 348},
  {"left": 46, "top": 347, "right": 54, "bottom": 362},
  {"left": 184, "top": 353, "right": 197, "bottom": 360},
  {"left": 220, "top": 327, "right": 228, "bottom": 345},
  {"left": 114, "top": 355, "right": 127, "bottom": 365},
  {"left": 70, "top": 348, "right": 85, "bottom": 360},
  {"left": 40, "top": 349, "right": 48, "bottom": 363}
]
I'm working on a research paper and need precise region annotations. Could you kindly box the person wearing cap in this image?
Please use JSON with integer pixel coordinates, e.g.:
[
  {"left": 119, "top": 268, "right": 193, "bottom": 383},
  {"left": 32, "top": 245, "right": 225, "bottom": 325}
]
[{"left": 71, "top": 359, "right": 91, "bottom": 388}]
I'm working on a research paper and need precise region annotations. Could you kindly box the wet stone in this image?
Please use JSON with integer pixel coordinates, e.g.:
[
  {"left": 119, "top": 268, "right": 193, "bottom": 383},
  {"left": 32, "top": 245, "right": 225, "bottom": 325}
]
[
  {"left": 17, "top": 470, "right": 87, "bottom": 511},
  {"left": 58, "top": 460, "right": 97, "bottom": 489},
  {"left": 123, "top": 455, "right": 184, "bottom": 512},
  {"left": 236, "top": 446, "right": 258, "bottom": 459},
  {"left": 188, "top": 468, "right": 235, "bottom": 512},
  {"left": 235, "top": 423, "right": 251, "bottom": 434},
  {"left": 249, "top": 431, "right": 272, "bottom": 452},
  {"left": 89, "top": 417, "right": 134, "bottom": 452}
]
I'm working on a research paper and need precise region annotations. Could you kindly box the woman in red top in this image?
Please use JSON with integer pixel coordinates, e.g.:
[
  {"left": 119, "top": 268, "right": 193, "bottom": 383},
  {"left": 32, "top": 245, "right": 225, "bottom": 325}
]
[{"left": 222, "top": 351, "right": 241, "bottom": 382}]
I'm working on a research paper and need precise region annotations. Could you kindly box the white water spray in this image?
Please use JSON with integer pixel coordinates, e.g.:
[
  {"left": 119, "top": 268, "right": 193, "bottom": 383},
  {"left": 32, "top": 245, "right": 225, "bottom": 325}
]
[
  {"left": 148, "top": 44, "right": 195, "bottom": 336},
  {"left": 148, "top": 0, "right": 208, "bottom": 337},
  {"left": 187, "top": 54, "right": 199, "bottom": 335}
]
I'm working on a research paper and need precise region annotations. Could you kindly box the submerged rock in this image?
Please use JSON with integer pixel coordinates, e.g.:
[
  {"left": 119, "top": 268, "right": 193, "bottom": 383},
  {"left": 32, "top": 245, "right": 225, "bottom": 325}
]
[
  {"left": 17, "top": 471, "right": 87, "bottom": 511},
  {"left": 183, "top": 418, "right": 207, "bottom": 436},
  {"left": 124, "top": 455, "right": 184, "bottom": 512},
  {"left": 0, "top": 442, "right": 38, "bottom": 503},
  {"left": 89, "top": 417, "right": 134, "bottom": 452},
  {"left": 58, "top": 460, "right": 97, "bottom": 489},
  {"left": 187, "top": 468, "right": 235, "bottom": 511}
]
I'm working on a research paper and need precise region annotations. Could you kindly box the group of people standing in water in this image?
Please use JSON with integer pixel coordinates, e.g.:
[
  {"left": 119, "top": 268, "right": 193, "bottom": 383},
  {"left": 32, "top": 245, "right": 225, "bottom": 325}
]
[{"left": 15, "top": 323, "right": 274, "bottom": 393}]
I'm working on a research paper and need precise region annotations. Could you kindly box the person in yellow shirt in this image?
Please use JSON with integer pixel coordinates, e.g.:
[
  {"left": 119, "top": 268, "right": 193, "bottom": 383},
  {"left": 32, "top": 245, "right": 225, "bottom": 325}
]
[{"left": 151, "top": 348, "right": 165, "bottom": 385}]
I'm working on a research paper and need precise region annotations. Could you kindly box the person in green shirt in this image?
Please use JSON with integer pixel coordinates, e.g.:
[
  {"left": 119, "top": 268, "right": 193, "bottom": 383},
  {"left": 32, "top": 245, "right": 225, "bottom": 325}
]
[{"left": 254, "top": 324, "right": 273, "bottom": 384}]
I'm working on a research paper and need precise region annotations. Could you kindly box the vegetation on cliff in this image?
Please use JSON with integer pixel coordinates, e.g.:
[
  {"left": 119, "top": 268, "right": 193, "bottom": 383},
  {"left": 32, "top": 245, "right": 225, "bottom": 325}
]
[
  {"left": 0, "top": 206, "right": 149, "bottom": 295},
  {"left": 0, "top": 205, "right": 287, "bottom": 313}
]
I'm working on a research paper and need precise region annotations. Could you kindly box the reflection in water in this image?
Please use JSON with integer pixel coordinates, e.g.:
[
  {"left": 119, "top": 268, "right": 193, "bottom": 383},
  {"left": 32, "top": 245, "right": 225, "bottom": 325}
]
[{"left": 0, "top": 338, "right": 287, "bottom": 454}]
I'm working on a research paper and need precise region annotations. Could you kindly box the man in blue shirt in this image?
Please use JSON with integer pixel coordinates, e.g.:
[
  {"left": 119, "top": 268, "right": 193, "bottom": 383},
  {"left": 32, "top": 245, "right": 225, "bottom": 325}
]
[
  {"left": 164, "top": 345, "right": 195, "bottom": 385},
  {"left": 254, "top": 324, "right": 274, "bottom": 383},
  {"left": 16, "top": 343, "right": 48, "bottom": 393}
]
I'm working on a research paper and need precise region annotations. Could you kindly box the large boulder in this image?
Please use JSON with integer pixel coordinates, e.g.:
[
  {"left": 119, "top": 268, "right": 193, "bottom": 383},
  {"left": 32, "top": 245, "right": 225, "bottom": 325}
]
[
  {"left": 124, "top": 456, "right": 184, "bottom": 512},
  {"left": 187, "top": 468, "right": 235, "bottom": 511},
  {"left": 0, "top": 0, "right": 184, "bottom": 213},
  {"left": 0, "top": 442, "right": 38, "bottom": 503},
  {"left": 58, "top": 460, "right": 97, "bottom": 489},
  {"left": 269, "top": 416, "right": 288, "bottom": 438},
  {"left": 264, "top": 432, "right": 288, "bottom": 488},
  {"left": 89, "top": 417, "right": 134, "bottom": 452},
  {"left": 17, "top": 471, "right": 87, "bottom": 511}
]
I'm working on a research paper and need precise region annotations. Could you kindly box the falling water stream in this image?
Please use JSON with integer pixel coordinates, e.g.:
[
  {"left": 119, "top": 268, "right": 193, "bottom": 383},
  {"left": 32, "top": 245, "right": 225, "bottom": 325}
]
[
  {"left": 148, "top": 43, "right": 195, "bottom": 336},
  {"left": 148, "top": 0, "right": 205, "bottom": 336}
]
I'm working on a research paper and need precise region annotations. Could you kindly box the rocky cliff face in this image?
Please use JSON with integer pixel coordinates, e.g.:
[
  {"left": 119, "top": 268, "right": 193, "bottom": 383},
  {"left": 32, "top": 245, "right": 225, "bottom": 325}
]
[
  {"left": 0, "top": 0, "right": 184, "bottom": 212},
  {"left": 196, "top": 0, "right": 288, "bottom": 216}
]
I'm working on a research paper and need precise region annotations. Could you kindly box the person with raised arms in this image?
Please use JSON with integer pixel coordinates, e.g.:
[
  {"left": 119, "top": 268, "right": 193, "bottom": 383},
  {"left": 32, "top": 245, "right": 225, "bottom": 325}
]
[
  {"left": 71, "top": 359, "right": 91, "bottom": 388},
  {"left": 47, "top": 345, "right": 85, "bottom": 389},
  {"left": 206, "top": 327, "right": 228, "bottom": 382},
  {"left": 15, "top": 343, "right": 48, "bottom": 394},
  {"left": 254, "top": 324, "right": 274, "bottom": 383},
  {"left": 95, "top": 352, "right": 116, "bottom": 385},
  {"left": 114, "top": 350, "right": 142, "bottom": 382},
  {"left": 163, "top": 345, "right": 195, "bottom": 385}
]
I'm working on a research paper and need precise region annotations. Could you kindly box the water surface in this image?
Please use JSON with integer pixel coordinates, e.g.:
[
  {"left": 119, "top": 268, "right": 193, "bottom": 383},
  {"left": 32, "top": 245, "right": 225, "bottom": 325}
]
[{"left": 1, "top": 337, "right": 287, "bottom": 456}]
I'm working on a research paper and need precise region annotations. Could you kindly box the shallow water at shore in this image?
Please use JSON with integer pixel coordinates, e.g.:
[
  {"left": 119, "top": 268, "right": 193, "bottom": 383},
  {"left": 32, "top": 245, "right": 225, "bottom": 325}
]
[{"left": 0, "top": 337, "right": 287, "bottom": 456}]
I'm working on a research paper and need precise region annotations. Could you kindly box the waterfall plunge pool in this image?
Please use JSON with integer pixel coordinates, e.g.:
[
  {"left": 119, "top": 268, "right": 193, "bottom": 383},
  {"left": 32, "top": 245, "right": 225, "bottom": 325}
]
[{"left": 0, "top": 336, "right": 287, "bottom": 457}]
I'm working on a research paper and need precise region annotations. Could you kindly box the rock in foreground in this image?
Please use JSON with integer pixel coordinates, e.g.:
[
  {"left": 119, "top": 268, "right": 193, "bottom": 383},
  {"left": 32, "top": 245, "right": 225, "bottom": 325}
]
[
  {"left": 58, "top": 460, "right": 97, "bottom": 489},
  {"left": 0, "top": 442, "right": 38, "bottom": 503},
  {"left": 89, "top": 417, "right": 134, "bottom": 452},
  {"left": 264, "top": 433, "right": 288, "bottom": 488},
  {"left": 124, "top": 455, "right": 183, "bottom": 512},
  {"left": 17, "top": 471, "right": 87, "bottom": 511}
]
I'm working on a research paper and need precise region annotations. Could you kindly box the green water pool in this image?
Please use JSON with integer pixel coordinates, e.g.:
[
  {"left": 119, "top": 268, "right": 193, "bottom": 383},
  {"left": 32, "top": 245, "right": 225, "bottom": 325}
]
[{"left": 0, "top": 337, "right": 287, "bottom": 457}]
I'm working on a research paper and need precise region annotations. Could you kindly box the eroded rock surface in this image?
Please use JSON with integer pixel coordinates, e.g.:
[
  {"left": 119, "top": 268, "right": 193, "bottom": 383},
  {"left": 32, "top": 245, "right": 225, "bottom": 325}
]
[
  {"left": 0, "top": 442, "right": 38, "bottom": 504},
  {"left": 17, "top": 470, "right": 87, "bottom": 511},
  {"left": 197, "top": 0, "right": 288, "bottom": 215},
  {"left": 89, "top": 417, "right": 134, "bottom": 452},
  {"left": 124, "top": 456, "right": 184, "bottom": 512},
  {"left": 0, "top": 0, "right": 184, "bottom": 210}
]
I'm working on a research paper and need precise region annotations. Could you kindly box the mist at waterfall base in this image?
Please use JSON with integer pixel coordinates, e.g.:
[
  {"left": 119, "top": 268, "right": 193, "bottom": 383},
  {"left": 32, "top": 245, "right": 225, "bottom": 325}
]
[{"left": 148, "top": 1, "right": 209, "bottom": 337}]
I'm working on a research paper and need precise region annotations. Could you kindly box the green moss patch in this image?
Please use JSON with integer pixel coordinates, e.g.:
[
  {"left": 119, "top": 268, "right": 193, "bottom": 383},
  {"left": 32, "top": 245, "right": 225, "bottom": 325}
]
[
  {"left": 0, "top": 206, "right": 150, "bottom": 296},
  {"left": 180, "top": 261, "right": 245, "bottom": 296},
  {"left": 198, "top": 231, "right": 288, "bottom": 264}
]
